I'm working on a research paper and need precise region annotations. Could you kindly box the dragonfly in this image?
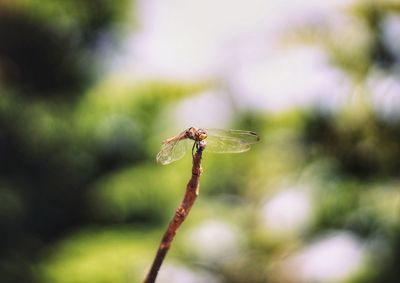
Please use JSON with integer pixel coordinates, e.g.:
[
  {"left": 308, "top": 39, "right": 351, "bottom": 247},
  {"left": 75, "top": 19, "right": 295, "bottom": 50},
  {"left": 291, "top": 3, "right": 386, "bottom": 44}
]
[{"left": 156, "top": 127, "right": 260, "bottom": 165}]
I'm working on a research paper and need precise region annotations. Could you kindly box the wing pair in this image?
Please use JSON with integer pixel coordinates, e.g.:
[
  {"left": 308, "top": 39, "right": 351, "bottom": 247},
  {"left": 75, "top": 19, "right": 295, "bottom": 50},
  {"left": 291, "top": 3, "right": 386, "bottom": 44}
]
[{"left": 156, "top": 129, "right": 259, "bottom": 165}]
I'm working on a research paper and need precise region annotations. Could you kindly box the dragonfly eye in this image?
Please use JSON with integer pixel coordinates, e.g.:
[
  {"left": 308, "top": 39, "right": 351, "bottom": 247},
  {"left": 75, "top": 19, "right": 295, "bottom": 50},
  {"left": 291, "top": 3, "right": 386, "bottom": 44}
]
[{"left": 198, "top": 133, "right": 207, "bottom": 141}]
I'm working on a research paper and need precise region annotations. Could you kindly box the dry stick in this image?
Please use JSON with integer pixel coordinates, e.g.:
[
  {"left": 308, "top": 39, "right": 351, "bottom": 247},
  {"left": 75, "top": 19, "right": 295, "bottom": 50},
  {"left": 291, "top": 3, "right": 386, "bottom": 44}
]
[{"left": 143, "top": 144, "right": 205, "bottom": 283}]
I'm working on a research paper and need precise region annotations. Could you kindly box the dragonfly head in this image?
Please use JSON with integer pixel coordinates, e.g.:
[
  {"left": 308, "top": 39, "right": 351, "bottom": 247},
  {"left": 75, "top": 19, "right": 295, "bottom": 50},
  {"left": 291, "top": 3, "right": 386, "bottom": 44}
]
[
  {"left": 186, "top": 127, "right": 208, "bottom": 141},
  {"left": 197, "top": 129, "right": 207, "bottom": 141}
]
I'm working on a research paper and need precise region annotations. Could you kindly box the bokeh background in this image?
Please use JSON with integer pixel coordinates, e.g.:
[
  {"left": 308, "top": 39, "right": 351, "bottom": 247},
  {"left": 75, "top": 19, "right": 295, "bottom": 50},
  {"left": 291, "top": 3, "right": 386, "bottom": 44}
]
[{"left": 1, "top": 0, "right": 400, "bottom": 282}]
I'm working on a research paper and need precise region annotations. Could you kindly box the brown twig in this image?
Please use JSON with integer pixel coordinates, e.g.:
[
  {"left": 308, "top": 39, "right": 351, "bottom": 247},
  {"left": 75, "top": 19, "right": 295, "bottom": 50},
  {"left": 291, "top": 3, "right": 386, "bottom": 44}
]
[{"left": 143, "top": 144, "right": 205, "bottom": 283}]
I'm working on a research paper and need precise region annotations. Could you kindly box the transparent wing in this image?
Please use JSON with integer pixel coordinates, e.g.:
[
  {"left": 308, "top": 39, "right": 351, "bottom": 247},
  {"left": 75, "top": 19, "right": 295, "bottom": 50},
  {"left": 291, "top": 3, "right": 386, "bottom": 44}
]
[
  {"left": 156, "top": 138, "right": 192, "bottom": 165},
  {"left": 206, "top": 129, "right": 260, "bottom": 143},
  {"left": 204, "top": 129, "right": 260, "bottom": 153}
]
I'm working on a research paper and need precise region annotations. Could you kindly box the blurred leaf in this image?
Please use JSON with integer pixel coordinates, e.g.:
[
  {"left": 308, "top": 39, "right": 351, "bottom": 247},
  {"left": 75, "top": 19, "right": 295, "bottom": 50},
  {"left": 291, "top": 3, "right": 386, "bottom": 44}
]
[
  {"left": 87, "top": 162, "right": 191, "bottom": 224},
  {"left": 37, "top": 228, "right": 159, "bottom": 283}
]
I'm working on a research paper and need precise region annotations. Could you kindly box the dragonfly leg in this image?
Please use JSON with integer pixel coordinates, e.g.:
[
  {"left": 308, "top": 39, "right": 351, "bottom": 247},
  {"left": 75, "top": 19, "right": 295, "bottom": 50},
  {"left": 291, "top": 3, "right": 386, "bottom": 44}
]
[{"left": 191, "top": 141, "right": 196, "bottom": 158}]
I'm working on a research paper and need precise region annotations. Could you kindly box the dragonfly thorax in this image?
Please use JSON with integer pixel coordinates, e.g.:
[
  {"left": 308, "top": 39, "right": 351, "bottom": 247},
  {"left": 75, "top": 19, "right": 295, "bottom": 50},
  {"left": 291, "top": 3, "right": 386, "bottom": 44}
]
[{"left": 186, "top": 127, "right": 208, "bottom": 142}]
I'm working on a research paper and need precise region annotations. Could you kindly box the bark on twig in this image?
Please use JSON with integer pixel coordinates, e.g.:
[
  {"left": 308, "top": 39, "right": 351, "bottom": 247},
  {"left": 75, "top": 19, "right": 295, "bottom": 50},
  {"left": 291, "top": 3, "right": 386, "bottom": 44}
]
[{"left": 143, "top": 145, "right": 204, "bottom": 283}]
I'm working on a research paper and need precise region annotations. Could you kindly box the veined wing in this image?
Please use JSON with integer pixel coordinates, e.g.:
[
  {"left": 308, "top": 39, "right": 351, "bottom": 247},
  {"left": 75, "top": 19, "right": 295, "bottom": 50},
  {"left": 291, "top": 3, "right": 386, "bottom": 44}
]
[
  {"left": 204, "top": 129, "right": 260, "bottom": 153},
  {"left": 156, "top": 133, "right": 191, "bottom": 165}
]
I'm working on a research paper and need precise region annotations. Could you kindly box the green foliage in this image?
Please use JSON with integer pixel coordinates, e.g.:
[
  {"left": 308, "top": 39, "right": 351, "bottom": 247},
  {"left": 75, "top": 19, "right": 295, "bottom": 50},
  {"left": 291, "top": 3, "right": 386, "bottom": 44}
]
[
  {"left": 12, "top": 0, "right": 132, "bottom": 43},
  {"left": 87, "top": 163, "right": 188, "bottom": 224},
  {"left": 36, "top": 228, "right": 159, "bottom": 283},
  {"left": 303, "top": 107, "right": 400, "bottom": 179}
]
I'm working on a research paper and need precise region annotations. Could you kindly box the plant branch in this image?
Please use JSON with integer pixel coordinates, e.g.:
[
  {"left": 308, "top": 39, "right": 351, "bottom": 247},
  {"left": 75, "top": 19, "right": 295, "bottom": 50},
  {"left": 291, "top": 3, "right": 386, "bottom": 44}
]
[{"left": 143, "top": 144, "right": 205, "bottom": 283}]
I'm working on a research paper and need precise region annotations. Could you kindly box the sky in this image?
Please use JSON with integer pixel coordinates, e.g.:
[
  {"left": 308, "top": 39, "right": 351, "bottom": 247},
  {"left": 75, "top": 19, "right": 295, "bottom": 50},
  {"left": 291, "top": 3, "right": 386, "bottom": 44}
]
[
  {"left": 109, "top": 0, "right": 362, "bottom": 117},
  {"left": 105, "top": 0, "right": 400, "bottom": 128}
]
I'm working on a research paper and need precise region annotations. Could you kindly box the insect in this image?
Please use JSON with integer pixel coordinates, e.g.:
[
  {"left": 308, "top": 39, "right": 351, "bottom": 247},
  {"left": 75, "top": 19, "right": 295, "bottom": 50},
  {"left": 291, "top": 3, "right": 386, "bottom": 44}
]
[{"left": 156, "top": 127, "right": 260, "bottom": 165}]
